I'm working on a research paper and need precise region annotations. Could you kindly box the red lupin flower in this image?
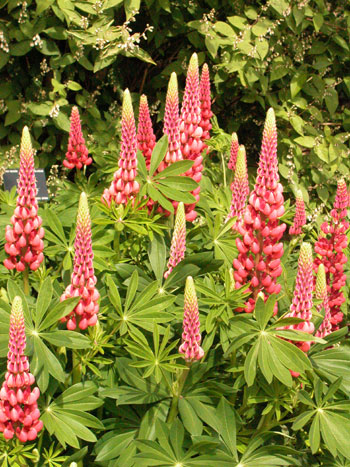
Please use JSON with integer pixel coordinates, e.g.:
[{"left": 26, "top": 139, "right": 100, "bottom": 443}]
[
  {"left": 4, "top": 127, "right": 44, "bottom": 272},
  {"left": 137, "top": 94, "right": 156, "bottom": 170},
  {"left": 199, "top": 63, "right": 213, "bottom": 151},
  {"left": 0, "top": 297, "right": 43, "bottom": 442},
  {"left": 63, "top": 107, "right": 92, "bottom": 170},
  {"left": 233, "top": 108, "right": 286, "bottom": 313},
  {"left": 102, "top": 89, "right": 139, "bottom": 206},
  {"left": 289, "top": 190, "right": 306, "bottom": 235},
  {"left": 60, "top": 192, "right": 99, "bottom": 330},
  {"left": 179, "top": 276, "right": 204, "bottom": 361},
  {"left": 228, "top": 133, "right": 239, "bottom": 171}
]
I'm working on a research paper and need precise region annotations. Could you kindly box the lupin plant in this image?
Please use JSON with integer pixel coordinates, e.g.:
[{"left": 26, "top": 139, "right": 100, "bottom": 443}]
[
  {"left": 314, "top": 179, "right": 348, "bottom": 331},
  {"left": 102, "top": 89, "right": 139, "bottom": 206},
  {"left": 0, "top": 297, "right": 43, "bottom": 442},
  {"left": 164, "top": 202, "right": 186, "bottom": 279},
  {"left": 180, "top": 53, "right": 204, "bottom": 222},
  {"left": 315, "top": 264, "right": 332, "bottom": 339},
  {"left": 162, "top": 72, "right": 182, "bottom": 170},
  {"left": 63, "top": 106, "right": 92, "bottom": 170},
  {"left": 60, "top": 192, "right": 99, "bottom": 330},
  {"left": 227, "top": 145, "right": 249, "bottom": 230},
  {"left": 228, "top": 132, "right": 239, "bottom": 171},
  {"left": 4, "top": 127, "right": 45, "bottom": 280},
  {"left": 289, "top": 190, "right": 306, "bottom": 235},
  {"left": 199, "top": 63, "right": 212, "bottom": 151},
  {"left": 179, "top": 276, "right": 204, "bottom": 361},
  {"left": 137, "top": 94, "right": 156, "bottom": 170},
  {"left": 233, "top": 108, "right": 286, "bottom": 313}
]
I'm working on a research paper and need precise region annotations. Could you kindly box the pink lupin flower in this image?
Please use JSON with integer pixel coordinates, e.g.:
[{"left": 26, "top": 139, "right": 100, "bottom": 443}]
[
  {"left": 227, "top": 145, "right": 249, "bottom": 230},
  {"left": 199, "top": 63, "right": 213, "bottom": 150},
  {"left": 164, "top": 202, "right": 186, "bottom": 279},
  {"left": 4, "top": 127, "right": 44, "bottom": 272},
  {"left": 284, "top": 243, "right": 315, "bottom": 352},
  {"left": 179, "top": 276, "right": 204, "bottom": 361},
  {"left": 63, "top": 107, "right": 92, "bottom": 170},
  {"left": 163, "top": 72, "right": 183, "bottom": 169},
  {"left": 102, "top": 89, "right": 139, "bottom": 206},
  {"left": 314, "top": 179, "right": 348, "bottom": 331},
  {"left": 228, "top": 133, "right": 239, "bottom": 171},
  {"left": 180, "top": 53, "right": 204, "bottom": 222},
  {"left": 233, "top": 108, "right": 286, "bottom": 314},
  {"left": 0, "top": 297, "right": 43, "bottom": 442},
  {"left": 315, "top": 264, "right": 332, "bottom": 339},
  {"left": 289, "top": 190, "right": 306, "bottom": 235},
  {"left": 60, "top": 192, "right": 99, "bottom": 330},
  {"left": 137, "top": 94, "right": 156, "bottom": 170}
]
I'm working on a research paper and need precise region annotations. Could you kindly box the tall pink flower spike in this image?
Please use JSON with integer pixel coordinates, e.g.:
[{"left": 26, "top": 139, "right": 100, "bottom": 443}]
[
  {"left": 164, "top": 202, "right": 186, "bottom": 279},
  {"left": 315, "top": 264, "right": 332, "bottom": 339},
  {"left": 233, "top": 108, "right": 286, "bottom": 313},
  {"left": 102, "top": 89, "right": 139, "bottom": 206},
  {"left": 284, "top": 243, "right": 314, "bottom": 377},
  {"left": 60, "top": 192, "right": 99, "bottom": 330},
  {"left": 289, "top": 190, "right": 306, "bottom": 235},
  {"left": 180, "top": 53, "right": 204, "bottom": 222},
  {"left": 179, "top": 276, "right": 204, "bottom": 361},
  {"left": 314, "top": 178, "right": 348, "bottom": 331},
  {"left": 199, "top": 63, "right": 213, "bottom": 152},
  {"left": 227, "top": 145, "right": 249, "bottom": 230},
  {"left": 63, "top": 106, "right": 92, "bottom": 170},
  {"left": 137, "top": 95, "right": 156, "bottom": 170},
  {"left": 0, "top": 296, "right": 43, "bottom": 442},
  {"left": 4, "top": 127, "right": 44, "bottom": 272},
  {"left": 228, "top": 133, "right": 239, "bottom": 171}
]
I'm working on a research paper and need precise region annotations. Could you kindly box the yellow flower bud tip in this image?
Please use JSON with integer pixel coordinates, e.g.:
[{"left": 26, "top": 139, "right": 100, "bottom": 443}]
[
  {"left": 188, "top": 53, "right": 199, "bottom": 76},
  {"left": 264, "top": 107, "right": 276, "bottom": 136},
  {"left": 231, "top": 132, "right": 238, "bottom": 143},
  {"left": 185, "top": 276, "right": 196, "bottom": 303},
  {"left": 11, "top": 296, "right": 24, "bottom": 324},
  {"left": 21, "top": 126, "right": 33, "bottom": 160},
  {"left": 315, "top": 264, "right": 327, "bottom": 298},
  {"left": 167, "top": 72, "right": 178, "bottom": 99},
  {"left": 77, "top": 192, "right": 90, "bottom": 228},
  {"left": 235, "top": 145, "right": 247, "bottom": 181},
  {"left": 140, "top": 94, "right": 148, "bottom": 107},
  {"left": 122, "top": 88, "right": 134, "bottom": 122},
  {"left": 299, "top": 242, "right": 313, "bottom": 267},
  {"left": 295, "top": 189, "right": 303, "bottom": 200}
]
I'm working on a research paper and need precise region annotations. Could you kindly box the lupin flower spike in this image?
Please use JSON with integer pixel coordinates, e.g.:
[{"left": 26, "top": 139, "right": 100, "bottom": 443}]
[
  {"left": 228, "top": 133, "right": 239, "bottom": 171},
  {"left": 102, "top": 89, "right": 139, "bottom": 206},
  {"left": 233, "top": 108, "right": 286, "bottom": 314},
  {"left": 137, "top": 95, "right": 156, "bottom": 170},
  {"left": 63, "top": 106, "right": 92, "bottom": 170},
  {"left": 60, "top": 192, "right": 99, "bottom": 330},
  {"left": 314, "top": 178, "right": 348, "bottom": 331},
  {"left": 227, "top": 145, "right": 249, "bottom": 229},
  {"left": 199, "top": 63, "right": 213, "bottom": 150},
  {"left": 180, "top": 53, "right": 204, "bottom": 222},
  {"left": 289, "top": 190, "right": 306, "bottom": 235},
  {"left": 4, "top": 127, "right": 45, "bottom": 272},
  {"left": 0, "top": 297, "right": 43, "bottom": 442},
  {"left": 162, "top": 72, "right": 182, "bottom": 168},
  {"left": 179, "top": 276, "right": 204, "bottom": 361},
  {"left": 315, "top": 264, "right": 332, "bottom": 339},
  {"left": 284, "top": 243, "right": 315, "bottom": 352},
  {"left": 164, "top": 202, "right": 186, "bottom": 279}
]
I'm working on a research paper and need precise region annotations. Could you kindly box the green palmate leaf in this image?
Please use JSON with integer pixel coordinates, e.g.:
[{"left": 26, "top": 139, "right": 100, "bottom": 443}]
[
  {"left": 125, "top": 270, "right": 139, "bottom": 311},
  {"left": 148, "top": 184, "right": 174, "bottom": 213},
  {"left": 244, "top": 341, "right": 260, "bottom": 386},
  {"left": 148, "top": 233, "right": 166, "bottom": 283},
  {"left": 157, "top": 183, "right": 196, "bottom": 203},
  {"left": 95, "top": 430, "right": 137, "bottom": 462},
  {"left": 216, "top": 398, "right": 237, "bottom": 459},
  {"left": 137, "top": 149, "right": 148, "bottom": 179},
  {"left": 178, "top": 398, "right": 203, "bottom": 436},
  {"left": 255, "top": 294, "right": 276, "bottom": 330},
  {"left": 44, "top": 208, "right": 67, "bottom": 243},
  {"left": 159, "top": 176, "right": 198, "bottom": 191},
  {"left": 33, "top": 337, "right": 65, "bottom": 383},
  {"left": 149, "top": 135, "right": 168, "bottom": 176},
  {"left": 153, "top": 160, "right": 194, "bottom": 178},
  {"left": 38, "top": 297, "right": 80, "bottom": 331},
  {"left": 40, "top": 330, "right": 91, "bottom": 349},
  {"left": 35, "top": 277, "right": 53, "bottom": 327}
]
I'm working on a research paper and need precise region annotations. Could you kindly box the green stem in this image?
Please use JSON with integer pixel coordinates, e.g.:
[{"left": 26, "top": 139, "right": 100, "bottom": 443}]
[
  {"left": 34, "top": 432, "right": 44, "bottom": 466},
  {"left": 23, "top": 267, "right": 29, "bottom": 296},
  {"left": 256, "top": 410, "right": 274, "bottom": 434},
  {"left": 113, "top": 230, "right": 120, "bottom": 260},
  {"left": 167, "top": 365, "right": 190, "bottom": 424},
  {"left": 72, "top": 350, "right": 82, "bottom": 385},
  {"left": 221, "top": 153, "right": 227, "bottom": 188}
]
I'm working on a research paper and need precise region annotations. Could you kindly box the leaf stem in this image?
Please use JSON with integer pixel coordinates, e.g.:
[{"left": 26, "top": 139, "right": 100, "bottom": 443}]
[
  {"left": 113, "top": 230, "right": 120, "bottom": 260},
  {"left": 23, "top": 266, "right": 29, "bottom": 296},
  {"left": 72, "top": 350, "right": 82, "bottom": 385},
  {"left": 167, "top": 364, "right": 190, "bottom": 424}
]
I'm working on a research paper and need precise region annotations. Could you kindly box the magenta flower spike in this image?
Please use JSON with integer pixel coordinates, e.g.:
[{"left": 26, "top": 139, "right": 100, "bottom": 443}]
[
  {"left": 289, "top": 190, "right": 306, "bottom": 235},
  {"left": 227, "top": 145, "right": 249, "bottom": 230},
  {"left": 314, "top": 179, "right": 348, "bottom": 331},
  {"left": 228, "top": 133, "right": 239, "bottom": 171},
  {"left": 102, "top": 89, "right": 139, "bottom": 206},
  {"left": 233, "top": 108, "right": 286, "bottom": 313},
  {"left": 63, "top": 106, "right": 92, "bottom": 170},
  {"left": 199, "top": 63, "right": 213, "bottom": 150},
  {"left": 164, "top": 202, "right": 186, "bottom": 279},
  {"left": 315, "top": 264, "right": 332, "bottom": 339},
  {"left": 0, "top": 297, "right": 43, "bottom": 442},
  {"left": 179, "top": 276, "right": 204, "bottom": 361},
  {"left": 4, "top": 127, "right": 45, "bottom": 272},
  {"left": 163, "top": 72, "right": 183, "bottom": 168},
  {"left": 137, "top": 94, "right": 156, "bottom": 170},
  {"left": 60, "top": 192, "right": 99, "bottom": 330},
  {"left": 284, "top": 243, "right": 315, "bottom": 353},
  {"left": 180, "top": 53, "right": 204, "bottom": 222}
]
